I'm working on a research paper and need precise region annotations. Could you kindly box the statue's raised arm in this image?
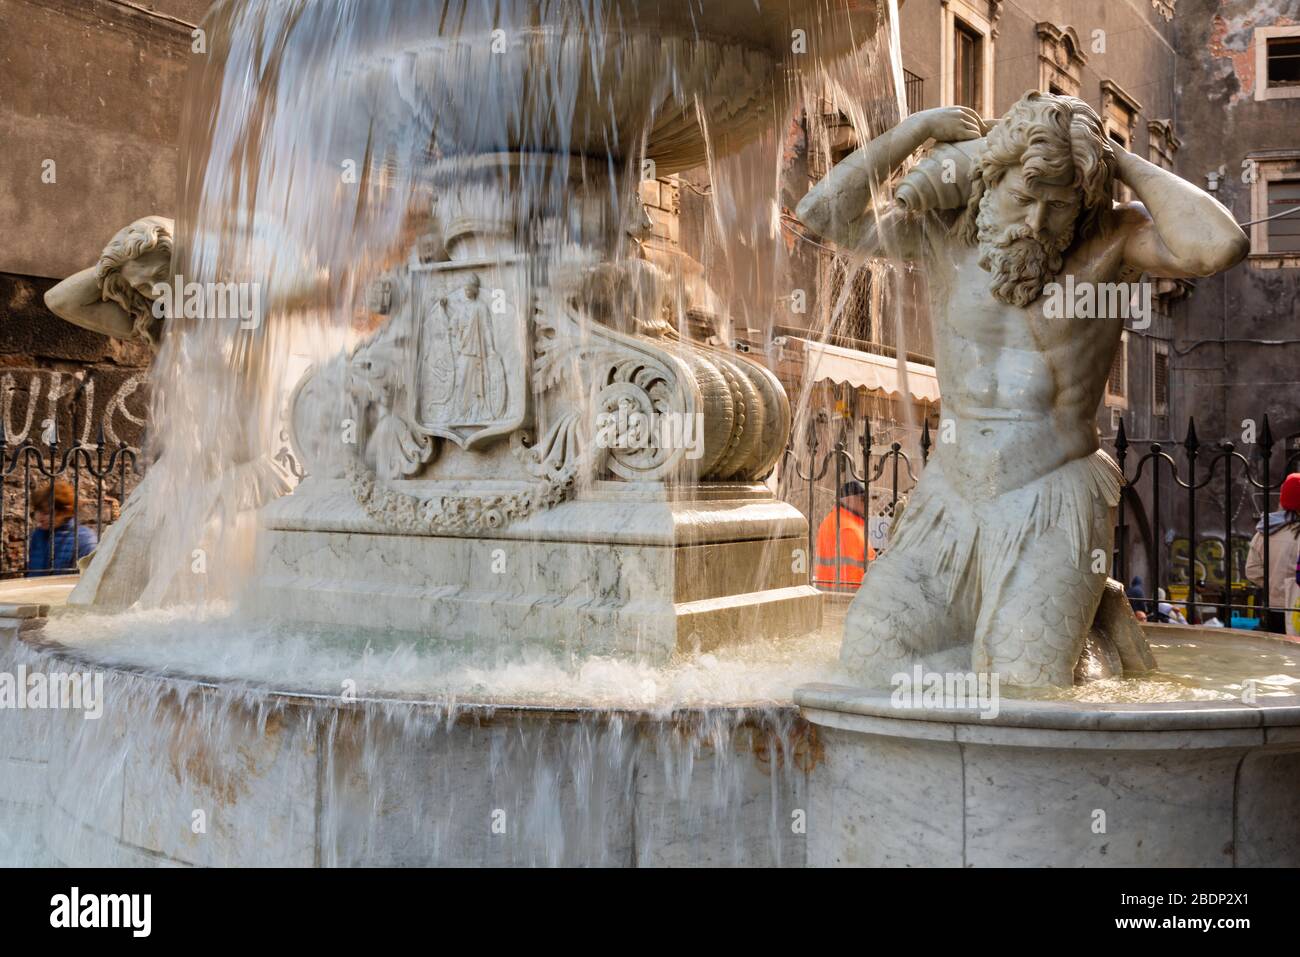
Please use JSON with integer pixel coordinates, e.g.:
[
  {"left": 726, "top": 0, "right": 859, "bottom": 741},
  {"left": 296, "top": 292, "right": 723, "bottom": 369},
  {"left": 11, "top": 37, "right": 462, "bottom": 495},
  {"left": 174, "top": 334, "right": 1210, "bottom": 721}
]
[
  {"left": 795, "top": 106, "right": 986, "bottom": 258},
  {"left": 1113, "top": 147, "right": 1250, "bottom": 278}
]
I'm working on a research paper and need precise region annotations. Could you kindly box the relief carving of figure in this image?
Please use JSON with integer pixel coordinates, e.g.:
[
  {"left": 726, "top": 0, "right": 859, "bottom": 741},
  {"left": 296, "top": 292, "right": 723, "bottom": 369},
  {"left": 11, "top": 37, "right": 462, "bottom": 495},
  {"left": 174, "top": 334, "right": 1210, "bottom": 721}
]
[{"left": 421, "top": 273, "right": 507, "bottom": 427}]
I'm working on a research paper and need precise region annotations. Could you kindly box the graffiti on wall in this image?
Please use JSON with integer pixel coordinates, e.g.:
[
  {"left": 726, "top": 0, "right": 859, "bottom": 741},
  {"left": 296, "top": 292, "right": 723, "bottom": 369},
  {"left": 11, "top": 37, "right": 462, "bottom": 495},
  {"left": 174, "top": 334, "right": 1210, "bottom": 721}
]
[
  {"left": 1, "top": 370, "right": 147, "bottom": 450},
  {"left": 1168, "top": 535, "right": 1253, "bottom": 588}
]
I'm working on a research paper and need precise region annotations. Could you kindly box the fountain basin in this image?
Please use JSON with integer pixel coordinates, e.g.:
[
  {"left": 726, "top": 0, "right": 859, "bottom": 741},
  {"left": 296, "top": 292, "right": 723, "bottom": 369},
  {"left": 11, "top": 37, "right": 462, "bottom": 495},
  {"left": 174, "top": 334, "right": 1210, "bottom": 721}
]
[
  {"left": 2, "top": 583, "right": 1298, "bottom": 867},
  {"left": 797, "top": 625, "right": 1300, "bottom": 867},
  {"left": 0, "top": 585, "right": 814, "bottom": 867},
  {"left": 320, "top": 0, "right": 882, "bottom": 175}
]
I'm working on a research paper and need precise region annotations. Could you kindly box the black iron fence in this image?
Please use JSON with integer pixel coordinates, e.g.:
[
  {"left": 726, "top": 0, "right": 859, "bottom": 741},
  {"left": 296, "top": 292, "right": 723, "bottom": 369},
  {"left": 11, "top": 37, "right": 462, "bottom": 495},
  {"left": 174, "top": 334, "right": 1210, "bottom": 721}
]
[
  {"left": 782, "top": 411, "right": 928, "bottom": 594},
  {"left": 783, "top": 412, "right": 1300, "bottom": 632},
  {"left": 1114, "top": 416, "right": 1300, "bottom": 630},
  {"left": 0, "top": 421, "right": 141, "bottom": 579}
]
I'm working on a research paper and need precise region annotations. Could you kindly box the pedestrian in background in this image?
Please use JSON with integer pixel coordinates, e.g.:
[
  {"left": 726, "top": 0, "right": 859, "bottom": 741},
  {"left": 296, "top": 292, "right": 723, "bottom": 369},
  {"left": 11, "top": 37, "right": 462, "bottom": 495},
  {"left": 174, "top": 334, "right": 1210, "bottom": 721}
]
[
  {"left": 26, "top": 479, "right": 98, "bottom": 577},
  {"left": 1246, "top": 472, "right": 1300, "bottom": 636},
  {"left": 815, "top": 480, "right": 876, "bottom": 591}
]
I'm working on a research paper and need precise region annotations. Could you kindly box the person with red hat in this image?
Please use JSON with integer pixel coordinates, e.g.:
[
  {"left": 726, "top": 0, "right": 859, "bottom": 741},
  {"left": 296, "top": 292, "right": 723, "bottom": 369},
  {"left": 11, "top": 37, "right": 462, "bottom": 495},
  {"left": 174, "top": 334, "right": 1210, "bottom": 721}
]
[{"left": 1246, "top": 473, "right": 1300, "bottom": 636}]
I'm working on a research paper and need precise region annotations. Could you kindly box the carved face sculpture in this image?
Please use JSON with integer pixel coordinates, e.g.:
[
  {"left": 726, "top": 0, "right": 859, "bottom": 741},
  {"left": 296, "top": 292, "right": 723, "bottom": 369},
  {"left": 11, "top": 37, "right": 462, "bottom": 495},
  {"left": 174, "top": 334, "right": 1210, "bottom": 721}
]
[
  {"left": 958, "top": 91, "right": 1115, "bottom": 308},
  {"left": 95, "top": 217, "right": 174, "bottom": 344},
  {"left": 118, "top": 248, "right": 172, "bottom": 301},
  {"left": 975, "top": 165, "right": 1081, "bottom": 307}
]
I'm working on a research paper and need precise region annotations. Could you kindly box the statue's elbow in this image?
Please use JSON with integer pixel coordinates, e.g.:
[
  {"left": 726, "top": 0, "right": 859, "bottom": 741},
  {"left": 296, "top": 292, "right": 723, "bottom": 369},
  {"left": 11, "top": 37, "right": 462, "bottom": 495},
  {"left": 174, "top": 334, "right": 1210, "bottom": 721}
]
[
  {"left": 1227, "top": 229, "right": 1252, "bottom": 268},
  {"left": 795, "top": 191, "right": 823, "bottom": 232},
  {"left": 1195, "top": 229, "right": 1251, "bottom": 277},
  {"left": 43, "top": 283, "right": 70, "bottom": 320}
]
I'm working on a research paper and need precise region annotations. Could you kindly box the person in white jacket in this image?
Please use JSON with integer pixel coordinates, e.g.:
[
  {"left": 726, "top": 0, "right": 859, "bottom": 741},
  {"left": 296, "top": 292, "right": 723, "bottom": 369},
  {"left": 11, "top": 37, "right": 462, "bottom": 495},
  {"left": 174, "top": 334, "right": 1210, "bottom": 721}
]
[{"left": 1245, "top": 473, "right": 1300, "bottom": 636}]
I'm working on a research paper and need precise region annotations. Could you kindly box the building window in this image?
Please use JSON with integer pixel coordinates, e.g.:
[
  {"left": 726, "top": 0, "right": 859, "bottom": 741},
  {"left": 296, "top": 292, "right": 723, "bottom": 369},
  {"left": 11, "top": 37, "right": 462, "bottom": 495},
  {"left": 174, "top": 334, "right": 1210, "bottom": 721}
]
[
  {"left": 1101, "top": 80, "right": 1141, "bottom": 203},
  {"left": 903, "top": 68, "right": 925, "bottom": 115},
  {"left": 825, "top": 257, "right": 876, "bottom": 345},
  {"left": 1266, "top": 179, "right": 1300, "bottom": 253},
  {"left": 954, "top": 21, "right": 983, "bottom": 111},
  {"left": 1036, "top": 23, "right": 1087, "bottom": 99},
  {"left": 1247, "top": 150, "right": 1300, "bottom": 266},
  {"left": 1255, "top": 26, "right": 1300, "bottom": 101},
  {"left": 1106, "top": 333, "right": 1128, "bottom": 407},
  {"left": 942, "top": 1, "right": 994, "bottom": 117},
  {"left": 1152, "top": 341, "right": 1170, "bottom": 417},
  {"left": 1268, "top": 36, "right": 1300, "bottom": 86}
]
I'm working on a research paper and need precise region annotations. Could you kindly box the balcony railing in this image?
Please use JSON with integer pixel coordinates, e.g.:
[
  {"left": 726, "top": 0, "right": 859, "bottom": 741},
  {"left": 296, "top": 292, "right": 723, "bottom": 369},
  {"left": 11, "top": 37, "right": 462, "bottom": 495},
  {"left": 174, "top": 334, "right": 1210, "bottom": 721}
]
[{"left": 903, "top": 68, "right": 924, "bottom": 115}]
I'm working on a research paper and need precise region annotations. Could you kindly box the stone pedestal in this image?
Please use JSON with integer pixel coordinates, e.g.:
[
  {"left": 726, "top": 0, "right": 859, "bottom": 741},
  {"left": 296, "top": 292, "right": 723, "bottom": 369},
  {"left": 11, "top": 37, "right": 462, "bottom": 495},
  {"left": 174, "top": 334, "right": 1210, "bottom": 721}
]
[
  {"left": 254, "top": 135, "right": 815, "bottom": 658},
  {"left": 248, "top": 477, "right": 820, "bottom": 661}
]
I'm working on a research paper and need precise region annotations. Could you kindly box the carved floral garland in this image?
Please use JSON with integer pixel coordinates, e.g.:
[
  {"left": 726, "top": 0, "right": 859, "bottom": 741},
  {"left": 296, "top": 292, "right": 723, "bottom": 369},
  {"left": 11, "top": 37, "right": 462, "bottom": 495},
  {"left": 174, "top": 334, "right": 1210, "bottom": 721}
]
[{"left": 347, "top": 457, "right": 574, "bottom": 534}]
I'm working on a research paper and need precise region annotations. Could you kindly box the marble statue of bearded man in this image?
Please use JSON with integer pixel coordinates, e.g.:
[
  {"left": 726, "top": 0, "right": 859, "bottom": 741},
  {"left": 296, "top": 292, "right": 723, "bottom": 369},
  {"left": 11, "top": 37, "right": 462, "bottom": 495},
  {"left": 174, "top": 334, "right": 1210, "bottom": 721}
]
[{"left": 797, "top": 91, "right": 1248, "bottom": 687}]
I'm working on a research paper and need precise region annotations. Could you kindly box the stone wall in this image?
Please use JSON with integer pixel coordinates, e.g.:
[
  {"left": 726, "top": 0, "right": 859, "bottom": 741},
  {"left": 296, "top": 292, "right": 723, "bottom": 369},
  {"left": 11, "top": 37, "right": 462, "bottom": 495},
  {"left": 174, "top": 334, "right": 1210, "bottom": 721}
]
[{"left": 1172, "top": 0, "right": 1300, "bottom": 518}]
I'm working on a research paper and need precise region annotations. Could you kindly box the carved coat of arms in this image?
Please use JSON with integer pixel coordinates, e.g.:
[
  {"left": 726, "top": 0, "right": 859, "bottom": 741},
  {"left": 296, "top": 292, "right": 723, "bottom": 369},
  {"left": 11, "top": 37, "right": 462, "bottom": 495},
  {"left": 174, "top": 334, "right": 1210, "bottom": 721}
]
[{"left": 410, "top": 266, "right": 528, "bottom": 450}]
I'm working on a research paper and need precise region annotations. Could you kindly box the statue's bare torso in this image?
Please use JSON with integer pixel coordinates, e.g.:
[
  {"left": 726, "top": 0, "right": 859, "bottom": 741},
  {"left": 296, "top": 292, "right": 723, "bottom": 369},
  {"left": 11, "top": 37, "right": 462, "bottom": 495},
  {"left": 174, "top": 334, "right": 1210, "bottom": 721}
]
[{"left": 923, "top": 220, "right": 1131, "bottom": 494}]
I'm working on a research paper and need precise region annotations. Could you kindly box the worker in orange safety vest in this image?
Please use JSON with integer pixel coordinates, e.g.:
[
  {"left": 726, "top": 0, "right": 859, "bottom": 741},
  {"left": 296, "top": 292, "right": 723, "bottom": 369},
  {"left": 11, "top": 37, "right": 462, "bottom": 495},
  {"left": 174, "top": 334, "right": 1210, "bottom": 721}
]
[{"left": 814, "top": 480, "right": 876, "bottom": 591}]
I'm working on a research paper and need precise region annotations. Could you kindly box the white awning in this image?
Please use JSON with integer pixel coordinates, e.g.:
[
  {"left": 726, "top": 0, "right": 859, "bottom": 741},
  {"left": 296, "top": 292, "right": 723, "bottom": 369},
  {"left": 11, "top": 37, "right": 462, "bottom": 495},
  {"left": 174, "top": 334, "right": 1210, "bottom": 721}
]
[{"left": 795, "top": 337, "right": 941, "bottom": 403}]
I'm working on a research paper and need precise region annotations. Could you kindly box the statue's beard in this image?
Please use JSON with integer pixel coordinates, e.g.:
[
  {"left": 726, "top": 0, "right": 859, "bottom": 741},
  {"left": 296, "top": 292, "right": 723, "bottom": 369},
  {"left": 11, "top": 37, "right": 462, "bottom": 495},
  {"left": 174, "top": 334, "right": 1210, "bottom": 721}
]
[{"left": 975, "top": 202, "right": 1074, "bottom": 307}]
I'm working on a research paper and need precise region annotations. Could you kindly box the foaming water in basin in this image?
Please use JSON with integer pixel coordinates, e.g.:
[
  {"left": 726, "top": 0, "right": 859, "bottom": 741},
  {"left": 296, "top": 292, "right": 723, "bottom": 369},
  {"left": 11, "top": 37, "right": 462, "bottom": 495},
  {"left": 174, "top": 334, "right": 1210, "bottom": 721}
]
[
  {"left": 36, "top": 605, "right": 847, "bottom": 711},
  {"left": 34, "top": 604, "right": 1300, "bottom": 710}
]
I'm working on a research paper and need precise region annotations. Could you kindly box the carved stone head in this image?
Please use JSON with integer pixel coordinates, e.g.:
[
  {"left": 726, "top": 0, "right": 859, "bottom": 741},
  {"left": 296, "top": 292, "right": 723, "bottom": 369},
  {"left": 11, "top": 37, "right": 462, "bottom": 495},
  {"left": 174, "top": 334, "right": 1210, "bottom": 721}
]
[
  {"left": 956, "top": 91, "right": 1117, "bottom": 306},
  {"left": 94, "top": 216, "right": 173, "bottom": 344}
]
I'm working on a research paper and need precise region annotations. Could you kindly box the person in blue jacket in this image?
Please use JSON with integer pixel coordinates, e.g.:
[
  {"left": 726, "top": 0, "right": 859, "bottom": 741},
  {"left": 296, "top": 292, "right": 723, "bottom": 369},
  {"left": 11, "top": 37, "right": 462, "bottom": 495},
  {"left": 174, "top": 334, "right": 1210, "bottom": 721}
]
[{"left": 26, "top": 479, "right": 98, "bottom": 577}]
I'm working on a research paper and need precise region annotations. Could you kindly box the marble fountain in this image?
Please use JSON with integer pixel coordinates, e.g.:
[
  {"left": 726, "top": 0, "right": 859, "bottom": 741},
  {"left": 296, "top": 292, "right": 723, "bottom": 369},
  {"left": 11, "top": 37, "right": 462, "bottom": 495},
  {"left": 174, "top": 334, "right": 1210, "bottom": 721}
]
[{"left": 2, "top": 0, "right": 1299, "bottom": 867}]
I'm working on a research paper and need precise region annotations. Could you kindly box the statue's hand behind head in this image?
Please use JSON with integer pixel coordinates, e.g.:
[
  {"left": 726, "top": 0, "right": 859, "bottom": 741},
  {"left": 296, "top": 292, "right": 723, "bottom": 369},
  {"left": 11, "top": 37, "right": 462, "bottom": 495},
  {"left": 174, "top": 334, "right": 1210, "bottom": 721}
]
[{"left": 908, "top": 105, "right": 987, "bottom": 145}]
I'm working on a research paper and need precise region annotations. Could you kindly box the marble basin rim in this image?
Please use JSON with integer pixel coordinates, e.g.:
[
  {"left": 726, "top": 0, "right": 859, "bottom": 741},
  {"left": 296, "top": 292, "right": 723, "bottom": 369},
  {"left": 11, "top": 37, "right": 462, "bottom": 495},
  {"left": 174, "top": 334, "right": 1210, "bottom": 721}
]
[
  {"left": 795, "top": 682, "right": 1300, "bottom": 734},
  {"left": 796, "top": 623, "right": 1300, "bottom": 735}
]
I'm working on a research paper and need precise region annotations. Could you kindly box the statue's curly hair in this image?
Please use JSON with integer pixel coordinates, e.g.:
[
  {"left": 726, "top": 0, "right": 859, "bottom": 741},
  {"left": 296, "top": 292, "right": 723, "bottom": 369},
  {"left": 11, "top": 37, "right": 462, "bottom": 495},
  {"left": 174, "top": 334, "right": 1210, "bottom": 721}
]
[
  {"left": 956, "top": 91, "right": 1117, "bottom": 246},
  {"left": 94, "top": 217, "right": 173, "bottom": 343}
]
